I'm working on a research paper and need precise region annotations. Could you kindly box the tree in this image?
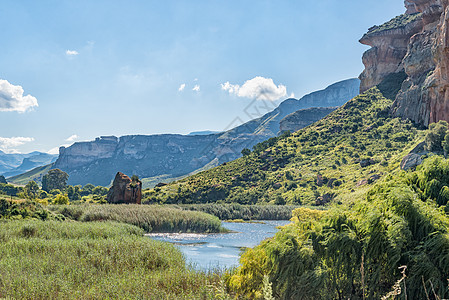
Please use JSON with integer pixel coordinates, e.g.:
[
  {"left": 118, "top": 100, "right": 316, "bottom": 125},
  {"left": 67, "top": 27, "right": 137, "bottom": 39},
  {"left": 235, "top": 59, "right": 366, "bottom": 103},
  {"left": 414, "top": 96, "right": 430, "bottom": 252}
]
[
  {"left": 66, "top": 185, "right": 80, "bottom": 200},
  {"left": 53, "top": 194, "right": 69, "bottom": 205},
  {"left": 443, "top": 133, "right": 449, "bottom": 158},
  {"left": 42, "top": 169, "right": 69, "bottom": 192},
  {"left": 0, "top": 175, "right": 7, "bottom": 184},
  {"left": 25, "top": 181, "right": 39, "bottom": 199},
  {"left": 81, "top": 183, "right": 95, "bottom": 196},
  {"left": 241, "top": 148, "right": 251, "bottom": 157},
  {"left": 425, "top": 121, "right": 448, "bottom": 152},
  {"left": 92, "top": 186, "right": 108, "bottom": 196}
]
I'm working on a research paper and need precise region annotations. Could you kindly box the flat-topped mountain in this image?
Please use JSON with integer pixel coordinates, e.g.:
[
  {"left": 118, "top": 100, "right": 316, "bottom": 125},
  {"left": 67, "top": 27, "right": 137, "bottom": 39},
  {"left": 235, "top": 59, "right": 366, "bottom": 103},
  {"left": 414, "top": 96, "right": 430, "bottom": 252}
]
[{"left": 50, "top": 78, "right": 359, "bottom": 186}]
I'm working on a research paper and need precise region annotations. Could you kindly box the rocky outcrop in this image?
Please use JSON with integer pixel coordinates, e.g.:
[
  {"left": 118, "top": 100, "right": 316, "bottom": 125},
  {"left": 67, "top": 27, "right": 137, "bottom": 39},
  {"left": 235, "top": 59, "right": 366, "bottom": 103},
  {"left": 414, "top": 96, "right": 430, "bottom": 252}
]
[
  {"left": 361, "top": 0, "right": 449, "bottom": 127},
  {"left": 107, "top": 172, "right": 142, "bottom": 204},
  {"left": 53, "top": 79, "right": 360, "bottom": 186},
  {"left": 400, "top": 141, "right": 428, "bottom": 170},
  {"left": 280, "top": 107, "right": 337, "bottom": 133},
  {"left": 359, "top": 12, "right": 423, "bottom": 92}
]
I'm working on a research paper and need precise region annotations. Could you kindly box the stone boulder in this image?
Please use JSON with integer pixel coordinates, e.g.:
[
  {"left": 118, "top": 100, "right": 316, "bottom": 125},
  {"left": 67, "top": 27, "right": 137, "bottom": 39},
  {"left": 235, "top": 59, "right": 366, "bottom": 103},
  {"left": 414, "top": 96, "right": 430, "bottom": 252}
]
[
  {"left": 400, "top": 142, "right": 428, "bottom": 170},
  {"left": 107, "top": 172, "right": 142, "bottom": 204},
  {"left": 401, "top": 153, "right": 424, "bottom": 171}
]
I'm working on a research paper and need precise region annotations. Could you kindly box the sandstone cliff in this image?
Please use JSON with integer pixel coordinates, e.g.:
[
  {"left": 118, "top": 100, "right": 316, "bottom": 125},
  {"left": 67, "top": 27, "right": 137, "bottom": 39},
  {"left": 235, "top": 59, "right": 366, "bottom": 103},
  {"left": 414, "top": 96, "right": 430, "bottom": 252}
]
[
  {"left": 53, "top": 79, "right": 359, "bottom": 186},
  {"left": 360, "top": 0, "right": 449, "bottom": 127}
]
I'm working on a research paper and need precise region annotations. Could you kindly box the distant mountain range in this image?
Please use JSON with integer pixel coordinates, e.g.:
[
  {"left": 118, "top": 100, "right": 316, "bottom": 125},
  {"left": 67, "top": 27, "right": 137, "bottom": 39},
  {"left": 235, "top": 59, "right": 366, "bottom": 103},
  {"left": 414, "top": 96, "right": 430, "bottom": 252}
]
[
  {"left": 8, "top": 78, "right": 360, "bottom": 187},
  {"left": 0, "top": 151, "right": 57, "bottom": 178}
]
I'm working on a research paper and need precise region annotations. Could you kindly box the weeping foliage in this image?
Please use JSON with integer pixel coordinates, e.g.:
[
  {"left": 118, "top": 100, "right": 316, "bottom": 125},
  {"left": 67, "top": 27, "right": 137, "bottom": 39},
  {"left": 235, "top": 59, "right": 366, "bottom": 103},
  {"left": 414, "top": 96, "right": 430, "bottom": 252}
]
[{"left": 228, "top": 156, "right": 449, "bottom": 299}]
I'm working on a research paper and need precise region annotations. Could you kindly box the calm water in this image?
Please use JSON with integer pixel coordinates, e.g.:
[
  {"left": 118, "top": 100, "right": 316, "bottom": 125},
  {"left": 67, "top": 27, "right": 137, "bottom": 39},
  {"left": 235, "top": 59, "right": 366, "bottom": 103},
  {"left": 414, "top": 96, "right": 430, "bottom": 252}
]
[{"left": 147, "top": 220, "right": 290, "bottom": 270}]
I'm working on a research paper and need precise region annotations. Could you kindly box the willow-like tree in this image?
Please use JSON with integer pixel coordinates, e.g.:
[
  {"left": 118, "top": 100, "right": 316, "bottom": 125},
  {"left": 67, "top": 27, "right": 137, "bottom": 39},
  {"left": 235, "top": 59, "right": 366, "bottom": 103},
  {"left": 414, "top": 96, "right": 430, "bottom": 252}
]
[{"left": 42, "top": 169, "right": 69, "bottom": 192}]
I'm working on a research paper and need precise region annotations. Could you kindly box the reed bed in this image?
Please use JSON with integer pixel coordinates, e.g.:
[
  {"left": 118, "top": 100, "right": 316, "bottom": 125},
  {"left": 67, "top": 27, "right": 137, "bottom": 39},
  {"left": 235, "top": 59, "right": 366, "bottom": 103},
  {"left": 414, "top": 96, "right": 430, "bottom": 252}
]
[
  {"left": 49, "top": 204, "right": 224, "bottom": 233},
  {"left": 0, "top": 220, "right": 226, "bottom": 299}
]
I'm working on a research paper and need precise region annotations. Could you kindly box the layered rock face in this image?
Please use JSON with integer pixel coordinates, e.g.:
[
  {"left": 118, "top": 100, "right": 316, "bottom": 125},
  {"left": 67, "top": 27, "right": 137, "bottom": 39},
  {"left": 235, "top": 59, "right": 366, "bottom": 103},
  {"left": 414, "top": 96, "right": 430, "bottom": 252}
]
[
  {"left": 53, "top": 79, "right": 359, "bottom": 186},
  {"left": 361, "top": 0, "right": 449, "bottom": 126},
  {"left": 359, "top": 13, "right": 423, "bottom": 93},
  {"left": 107, "top": 172, "right": 142, "bottom": 204}
]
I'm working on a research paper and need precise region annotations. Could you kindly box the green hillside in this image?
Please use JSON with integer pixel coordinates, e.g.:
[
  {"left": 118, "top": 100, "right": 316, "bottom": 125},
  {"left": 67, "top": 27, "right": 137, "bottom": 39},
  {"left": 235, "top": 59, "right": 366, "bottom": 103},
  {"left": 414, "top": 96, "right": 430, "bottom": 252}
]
[
  {"left": 146, "top": 87, "right": 424, "bottom": 206},
  {"left": 7, "top": 163, "right": 54, "bottom": 186}
]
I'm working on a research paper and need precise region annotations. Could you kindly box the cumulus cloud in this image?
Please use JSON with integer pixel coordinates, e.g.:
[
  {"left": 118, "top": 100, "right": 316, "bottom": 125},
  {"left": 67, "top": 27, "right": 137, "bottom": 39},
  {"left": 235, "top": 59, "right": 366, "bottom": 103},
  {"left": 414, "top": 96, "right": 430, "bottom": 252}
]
[
  {"left": 66, "top": 50, "right": 79, "bottom": 56},
  {"left": 66, "top": 134, "right": 78, "bottom": 142},
  {"left": 0, "top": 137, "right": 34, "bottom": 153},
  {"left": 221, "top": 76, "right": 288, "bottom": 101},
  {"left": 192, "top": 85, "right": 200, "bottom": 92},
  {"left": 0, "top": 80, "right": 38, "bottom": 113},
  {"left": 178, "top": 83, "right": 186, "bottom": 91}
]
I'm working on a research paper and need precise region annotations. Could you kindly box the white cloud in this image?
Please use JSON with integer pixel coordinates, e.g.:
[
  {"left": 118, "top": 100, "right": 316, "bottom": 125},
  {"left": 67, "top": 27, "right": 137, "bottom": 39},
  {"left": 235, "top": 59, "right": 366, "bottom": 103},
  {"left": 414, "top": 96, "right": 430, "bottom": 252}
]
[
  {"left": 47, "top": 144, "right": 71, "bottom": 155},
  {"left": 192, "top": 85, "right": 200, "bottom": 92},
  {"left": 221, "top": 76, "right": 288, "bottom": 101},
  {"left": 66, "top": 134, "right": 78, "bottom": 142},
  {"left": 289, "top": 92, "right": 295, "bottom": 98},
  {"left": 178, "top": 83, "right": 186, "bottom": 91},
  {"left": 0, "top": 137, "right": 34, "bottom": 153},
  {"left": 66, "top": 50, "right": 79, "bottom": 56},
  {"left": 0, "top": 80, "right": 38, "bottom": 113}
]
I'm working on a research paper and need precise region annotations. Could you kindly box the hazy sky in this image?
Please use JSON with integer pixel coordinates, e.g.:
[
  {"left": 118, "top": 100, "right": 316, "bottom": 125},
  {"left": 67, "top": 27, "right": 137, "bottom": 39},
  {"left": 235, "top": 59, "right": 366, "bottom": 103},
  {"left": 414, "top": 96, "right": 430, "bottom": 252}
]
[{"left": 0, "top": 0, "right": 405, "bottom": 154}]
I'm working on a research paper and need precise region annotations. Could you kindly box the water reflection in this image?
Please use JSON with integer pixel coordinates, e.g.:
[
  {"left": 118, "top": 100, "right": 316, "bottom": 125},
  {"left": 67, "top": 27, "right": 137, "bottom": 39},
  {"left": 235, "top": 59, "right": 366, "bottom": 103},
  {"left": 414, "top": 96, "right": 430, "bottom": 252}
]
[{"left": 147, "top": 220, "right": 290, "bottom": 270}]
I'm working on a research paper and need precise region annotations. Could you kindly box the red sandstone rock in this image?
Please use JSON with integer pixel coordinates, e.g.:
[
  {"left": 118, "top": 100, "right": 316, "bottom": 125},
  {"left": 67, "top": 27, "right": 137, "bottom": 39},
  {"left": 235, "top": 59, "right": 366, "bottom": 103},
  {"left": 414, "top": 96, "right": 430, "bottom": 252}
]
[{"left": 107, "top": 172, "right": 142, "bottom": 204}]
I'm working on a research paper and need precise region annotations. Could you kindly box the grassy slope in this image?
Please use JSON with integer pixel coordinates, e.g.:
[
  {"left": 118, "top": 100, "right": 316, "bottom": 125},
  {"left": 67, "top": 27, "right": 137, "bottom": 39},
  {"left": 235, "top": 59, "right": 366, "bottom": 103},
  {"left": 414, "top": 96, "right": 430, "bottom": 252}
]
[
  {"left": 149, "top": 88, "right": 423, "bottom": 206},
  {"left": 7, "top": 163, "right": 53, "bottom": 186}
]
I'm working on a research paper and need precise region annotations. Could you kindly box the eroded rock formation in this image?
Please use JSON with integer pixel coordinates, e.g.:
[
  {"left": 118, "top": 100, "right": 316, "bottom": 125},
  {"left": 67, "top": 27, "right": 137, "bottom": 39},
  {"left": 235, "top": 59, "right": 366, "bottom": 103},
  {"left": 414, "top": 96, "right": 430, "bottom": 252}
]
[
  {"left": 107, "top": 172, "right": 142, "bottom": 204},
  {"left": 360, "top": 0, "right": 449, "bottom": 127}
]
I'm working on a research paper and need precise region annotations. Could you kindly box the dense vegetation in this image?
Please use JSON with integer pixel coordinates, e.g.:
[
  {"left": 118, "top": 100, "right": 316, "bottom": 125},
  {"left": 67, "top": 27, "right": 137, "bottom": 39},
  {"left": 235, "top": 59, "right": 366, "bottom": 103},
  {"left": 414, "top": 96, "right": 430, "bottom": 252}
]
[
  {"left": 0, "top": 169, "right": 108, "bottom": 205},
  {"left": 148, "top": 88, "right": 422, "bottom": 206},
  {"left": 227, "top": 156, "right": 449, "bottom": 299},
  {"left": 49, "top": 204, "right": 224, "bottom": 233},
  {"left": 0, "top": 220, "right": 226, "bottom": 299},
  {"left": 177, "top": 204, "right": 301, "bottom": 220}
]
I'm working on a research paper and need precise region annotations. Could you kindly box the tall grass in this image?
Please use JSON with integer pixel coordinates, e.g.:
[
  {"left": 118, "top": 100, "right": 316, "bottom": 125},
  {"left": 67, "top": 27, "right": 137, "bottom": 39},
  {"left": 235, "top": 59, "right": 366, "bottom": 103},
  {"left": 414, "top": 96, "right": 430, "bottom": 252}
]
[
  {"left": 177, "top": 203, "right": 301, "bottom": 220},
  {"left": 0, "top": 220, "right": 226, "bottom": 299},
  {"left": 49, "top": 204, "right": 224, "bottom": 233}
]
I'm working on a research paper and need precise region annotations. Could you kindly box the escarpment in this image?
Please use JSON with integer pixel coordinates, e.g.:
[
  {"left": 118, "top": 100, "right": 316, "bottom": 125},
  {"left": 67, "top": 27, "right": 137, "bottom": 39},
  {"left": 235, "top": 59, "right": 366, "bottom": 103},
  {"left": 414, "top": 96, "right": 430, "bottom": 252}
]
[{"left": 360, "top": 0, "right": 449, "bottom": 126}]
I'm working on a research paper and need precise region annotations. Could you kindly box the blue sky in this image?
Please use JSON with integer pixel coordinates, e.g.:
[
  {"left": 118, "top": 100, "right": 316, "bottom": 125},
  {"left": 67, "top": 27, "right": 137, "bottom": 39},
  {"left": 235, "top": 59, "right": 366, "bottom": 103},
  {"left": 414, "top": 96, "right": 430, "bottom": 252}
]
[{"left": 0, "top": 0, "right": 405, "bottom": 154}]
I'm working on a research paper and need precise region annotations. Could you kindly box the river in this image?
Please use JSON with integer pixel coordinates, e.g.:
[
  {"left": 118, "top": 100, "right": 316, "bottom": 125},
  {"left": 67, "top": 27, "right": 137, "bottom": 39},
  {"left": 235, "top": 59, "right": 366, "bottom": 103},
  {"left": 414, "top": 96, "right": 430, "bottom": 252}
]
[{"left": 147, "top": 220, "right": 290, "bottom": 270}]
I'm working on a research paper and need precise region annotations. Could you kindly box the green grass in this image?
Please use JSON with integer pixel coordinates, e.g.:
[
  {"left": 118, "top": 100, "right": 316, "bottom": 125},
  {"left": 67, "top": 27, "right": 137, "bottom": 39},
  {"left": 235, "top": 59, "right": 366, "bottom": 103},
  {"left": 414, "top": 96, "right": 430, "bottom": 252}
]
[
  {"left": 49, "top": 204, "right": 224, "bottom": 233},
  {"left": 0, "top": 220, "right": 226, "bottom": 299},
  {"left": 364, "top": 13, "right": 421, "bottom": 36}
]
